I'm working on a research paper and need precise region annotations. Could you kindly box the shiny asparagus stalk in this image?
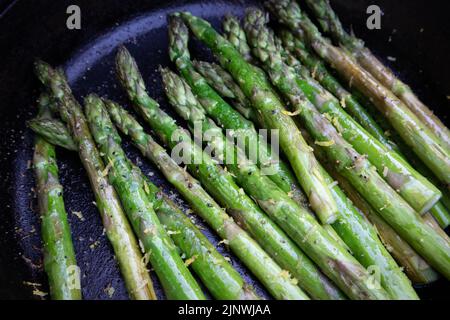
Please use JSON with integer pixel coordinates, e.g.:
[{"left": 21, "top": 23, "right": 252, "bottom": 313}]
[
  {"left": 162, "top": 67, "right": 398, "bottom": 300},
  {"left": 84, "top": 94, "right": 205, "bottom": 300},
  {"left": 245, "top": 9, "right": 441, "bottom": 215},
  {"left": 322, "top": 162, "right": 439, "bottom": 284},
  {"left": 30, "top": 101, "right": 259, "bottom": 300},
  {"left": 34, "top": 61, "right": 156, "bottom": 300},
  {"left": 266, "top": 0, "right": 450, "bottom": 188},
  {"left": 114, "top": 47, "right": 340, "bottom": 299},
  {"left": 104, "top": 102, "right": 309, "bottom": 300},
  {"left": 33, "top": 93, "right": 81, "bottom": 300},
  {"left": 305, "top": 0, "right": 450, "bottom": 152},
  {"left": 178, "top": 12, "right": 339, "bottom": 225},
  {"left": 167, "top": 15, "right": 306, "bottom": 208},
  {"left": 243, "top": 8, "right": 450, "bottom": 280}
]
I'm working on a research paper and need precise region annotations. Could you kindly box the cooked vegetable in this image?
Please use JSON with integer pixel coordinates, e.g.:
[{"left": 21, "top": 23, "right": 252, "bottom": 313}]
[
  {"left": 266, "top": 0, "right": 450, "bottom": 188},
  {"left": 162, "top": 67, "right": 397, "bottom": 300},
  {"left": 84, "top": 94, "right": 205, "bottom": 300},
  {"left": 34, "top": 61, "right": 157, "bottom": 300},
  {"left": 168, "top": 15, "right": 306, "bottom": 208},
  {"left": 305, "top": 0, "right": 450, "bottom": 152},
  {"left": 243, "top": 7, "right": 450, "bottom": 280},
  {"left": 33, "top": 93, "right": 81, "bottom": 300},
  {"left": 104, "top": 100, "right": 309, "bottom": 300},
  {"left": 178, "top": 12, "right": 339, "bottom": 225}
]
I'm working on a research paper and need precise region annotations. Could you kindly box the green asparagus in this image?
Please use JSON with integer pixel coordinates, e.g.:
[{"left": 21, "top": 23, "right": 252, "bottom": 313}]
[
  {"left": 85, "top": 94, "right": 205, "bottom": 300},
  {"left": 31, "top": 99, "right": 259, "bottom": 300},
  {"left": 168, "top": 16, "right": 307, "bottom": 210},
  {"left": 104, "top": 100, "right": 309, "bottom": 300},
  {"left": 178, "top": 12, "right": 339, "bottom": 225},
  {"left": 266, "top": 0, "right": 450, "bottom": 188},
  {"left": 305, "top": 0, "right": 450, "bottom": 152},
  {"left": 33, "top": 93, "right": 81, "bottom": 300},
  {"left": 245, "top": 9, "right": 441, "bottom": 215},
  {"left": 34, "top": 60, "right": 157, "bottom": 300},
  {"left": 243, "top": 7, "right": 450, "bottom": 280},
  {"left": 163, "top": 67, "right": 397, "bottom": 300},
  {"left": 327, "top": 167, "right": 439, "bottom": 285},
  {"left": 115, "top": 46, "right": 339, "bottom": 299}
]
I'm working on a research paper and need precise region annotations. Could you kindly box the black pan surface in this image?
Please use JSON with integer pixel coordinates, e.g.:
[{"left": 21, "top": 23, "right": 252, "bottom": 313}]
[{"left": 0, "top": 0, "right": 449, "bottom": 300}]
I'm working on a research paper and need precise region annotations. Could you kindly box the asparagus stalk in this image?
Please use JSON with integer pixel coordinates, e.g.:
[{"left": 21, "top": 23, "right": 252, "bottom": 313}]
[
  {"left": 222, "top": 14, "right": 254, "bottom": 63},
  {"left": 326, "top": 165, "right": 439, "bottom": 284},
  {"left": 168, "top": 16, "right": 307, "bottom": 210},
  {"left": 33, "top": 93, "right": 81, "bottom": 300},
  {"left": 246, "top": 10, "right": 442, "bottom": 215},
  {"left": 114, "top": 47, "right": 337, "bottom": 300},
  {"left": 34, "top": 61, "right": 156, "bottom": 300},
  {"left": 100, "top": 100, "right": 259, "bottom": 300},
  {"left": 278, "top": 28, "right": 393, "bottom": 150},
  {"left": 85, "top": 94, "right": 205, "bottom": 300},
  {"left": 233, "top": 91, "right": 421, "bottom": 298},
  {"left": 244, "top": 7, "right": 450, "bottom": 279},
  {"left": 178, "top": 12, "right": 339, "bottom": 225},
  {"left": 104, "top": 102, "right": 308, "bottom": 300},
  {"left": 162, "top": 67, "right": 396, "bottom": 300},
  {"left": 305, "top": 0, "right": 450, "bottom": 152},
  {"left": 30, "top": 105, "right": 259, "bottom": 301},
  {"left": 29, "top": 116, "right": 77, "bottom": 151},
  {"left": 350, "top": 89, "right": 450, "bottom": 228},
  {"left": 266, "top": 0, "right": 450, "bottom": 187}
]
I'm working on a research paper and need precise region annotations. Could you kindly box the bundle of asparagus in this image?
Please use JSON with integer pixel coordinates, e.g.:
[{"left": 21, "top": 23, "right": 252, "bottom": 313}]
[{"left": 28, "top": 1, "right": 450, "bottom": 300}]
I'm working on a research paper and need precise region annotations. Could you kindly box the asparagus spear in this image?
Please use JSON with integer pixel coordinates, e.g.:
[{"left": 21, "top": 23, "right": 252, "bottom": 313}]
[
  {"left": 163, "top": 67, "right": 396, "bottom": 300},
  {"left": 30, "top": 106, "right": 259, "bottom": 300},
  {"left": 104, "top": 103, "right": 308, "bottom": 300},
  {"left": 34, "top": 61, "right": 156, "bottom": 300},
  {"left": 222, "top": 14, "right": 254, "bottom": 63},
  {"left": 278, "top": 29, "right": 392, "bottom": 149},
  {"left": 327, "top": 167, "right": 439, "bottom": 285},
  {"left": 243, "top": 8, "right": 450, "bottom": 279},
  {"left": 266, "top": 0, "right": 450, "bottom": 187},
  {"left": 178, "top": 12, "right": 339, "bottom": 225},
  {"left": 231, "top": 91, "right": 421, "bottom": 298},
  {"left": 114, "top": 47, "right": 338, "bottom": 300},
  {"left": 85, "top": 94, "right": 205, "bottom": 300},
  {"left": 305, "top": 0, "right": 450, "bottom": 152},
  {"left": 99, "top": 100, "right": 259, "bottom": 300},
  {"left": 150, "top": 191, "right": 261, "bottom": 300},
  {"left": 33, "top": 93, "right": 81, "bottom": 300},
  {"left": 168, "top": 16, "right": 307, "bottom": 210},
  {"left": 245, "top": 9, "right": 442, "bottom": 215},
  {"left": 29, "top": 117, "right": 77, "bottom": 151}
]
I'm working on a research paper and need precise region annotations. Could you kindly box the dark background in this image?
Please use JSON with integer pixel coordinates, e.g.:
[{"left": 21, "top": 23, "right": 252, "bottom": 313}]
[{"left": 0, "top": 0, "right": 448, "bottom": 300}]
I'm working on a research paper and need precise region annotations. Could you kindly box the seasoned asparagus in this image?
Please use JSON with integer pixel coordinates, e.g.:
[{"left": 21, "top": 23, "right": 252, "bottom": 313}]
[
  {"left": 31, "top": 100, "right": 259, "bottom": 300},
  {"left": 243, "top": 7, "right": 450, "bottom": 280},
  {"left": 114, "top": 47, "right": 341, "bottom": 299},
  {"left": 245, "top": 9, "right": 441, "bottom": 215},
  {"left": 178, "top": 12, "right": 339, "bottom": 225},
  {"left": 278, "top": 28, "right": 393, "bottom": 150},
  {"left": 33, "top": 93, "right": 81, "bottom": 300},
  {"left": 266, "top": 0, "right": 450, "bottom": 187},
  {"left": 163, "top": 67, "right": 395, "bottom": 300},
  {"left": 327, "top": 167, "right": 439, "bottom": 285},
  {"left": 104, "top": 101, "right": 309, "bottom": 300},
  {"left": 34, "top": 61, "right": 156, "bottom": 300},
  {"left": 305, "top": 0, "right": 450, "bottom": 152},
  {"left": 168, "top": 15, "right": 307, "bottom": 208},
  {"left": 85, "top": 94, "right": 205, "bottom": 300}
]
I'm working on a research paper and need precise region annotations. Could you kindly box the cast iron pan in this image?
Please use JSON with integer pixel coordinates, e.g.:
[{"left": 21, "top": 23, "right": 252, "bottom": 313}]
[{"left": 0, "top": 0, "right": 449, "bottom": 300}]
